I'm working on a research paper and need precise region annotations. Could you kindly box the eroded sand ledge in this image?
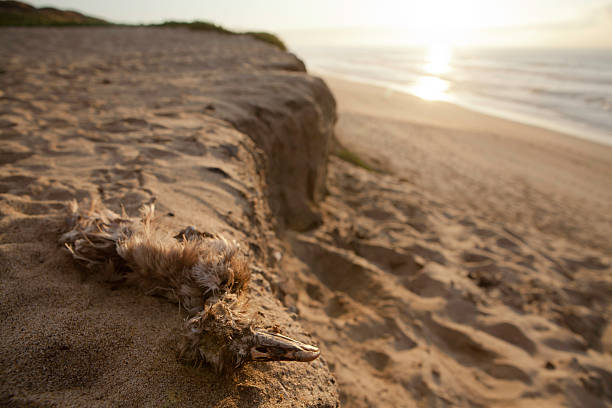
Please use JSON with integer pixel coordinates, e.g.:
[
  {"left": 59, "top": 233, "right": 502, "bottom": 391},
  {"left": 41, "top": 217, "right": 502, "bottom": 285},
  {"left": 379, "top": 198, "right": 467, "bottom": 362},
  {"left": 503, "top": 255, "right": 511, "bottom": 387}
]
[{"left": 0, "top": 27, "right": 338, "bottom": 407}]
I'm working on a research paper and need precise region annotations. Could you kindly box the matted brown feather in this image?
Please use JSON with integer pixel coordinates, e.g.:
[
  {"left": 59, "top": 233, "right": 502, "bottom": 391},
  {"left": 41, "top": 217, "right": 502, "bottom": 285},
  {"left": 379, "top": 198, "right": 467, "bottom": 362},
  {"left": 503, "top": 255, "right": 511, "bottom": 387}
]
[
  {"left": 60, "top": 200, "right": 252, "bottom": 369},
  {"left": 60, "top": 200, "right": 319, "bottom": 373}
]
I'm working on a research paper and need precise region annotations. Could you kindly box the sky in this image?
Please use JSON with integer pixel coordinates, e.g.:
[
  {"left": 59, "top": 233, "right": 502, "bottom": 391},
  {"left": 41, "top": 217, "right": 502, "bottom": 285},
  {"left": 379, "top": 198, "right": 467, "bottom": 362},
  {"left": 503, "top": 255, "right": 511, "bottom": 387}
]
[{"left": 27, "top": 0, "right": 612, "bottom": 48}]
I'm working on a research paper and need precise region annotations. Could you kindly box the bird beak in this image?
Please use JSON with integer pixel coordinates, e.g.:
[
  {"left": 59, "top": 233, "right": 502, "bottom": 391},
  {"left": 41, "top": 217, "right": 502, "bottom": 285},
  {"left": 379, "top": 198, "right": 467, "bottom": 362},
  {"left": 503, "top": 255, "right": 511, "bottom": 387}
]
[{"left": 250, "top": 331, "right": 320, "bottom": 362}]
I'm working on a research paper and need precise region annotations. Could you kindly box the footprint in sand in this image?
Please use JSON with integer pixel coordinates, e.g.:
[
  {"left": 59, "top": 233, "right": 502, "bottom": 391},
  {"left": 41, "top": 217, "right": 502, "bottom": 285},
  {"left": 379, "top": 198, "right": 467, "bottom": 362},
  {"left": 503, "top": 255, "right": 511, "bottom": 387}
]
[
  {"left": 496, "top": 237, "right": 522, "bottom": 254},
  {"left": 364, "top": 350, "right": 391, "bottom": 371},
  {"left": 481, "top": 322, "right": 537, "bottom": 355},
  {"left": 0, "top": 141, "right": 34, "bottom": 165},
  {"left": 100, "top": 117, "right": 148, "bottom": 133},
  {"left": 461, "top": 251, "right": 494, "bottom": 264}
]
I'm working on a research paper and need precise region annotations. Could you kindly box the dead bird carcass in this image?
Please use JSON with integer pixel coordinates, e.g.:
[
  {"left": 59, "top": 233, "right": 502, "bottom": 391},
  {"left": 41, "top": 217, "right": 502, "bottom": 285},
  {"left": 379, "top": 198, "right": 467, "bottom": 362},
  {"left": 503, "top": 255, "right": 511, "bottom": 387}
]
[{"left": 59, "top": 200, "right": 319, "bottom": 373}]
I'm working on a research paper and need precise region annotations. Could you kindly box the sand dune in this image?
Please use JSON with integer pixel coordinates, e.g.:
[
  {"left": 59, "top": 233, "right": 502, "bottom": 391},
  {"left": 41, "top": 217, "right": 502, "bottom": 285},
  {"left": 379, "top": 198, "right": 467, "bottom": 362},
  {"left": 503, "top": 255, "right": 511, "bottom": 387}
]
[
  {"left": 1, "top": 26, "right": 611, "bottom": 408},
  {"left": 0, "top": 27, "right": 337, "bottom": 407}
]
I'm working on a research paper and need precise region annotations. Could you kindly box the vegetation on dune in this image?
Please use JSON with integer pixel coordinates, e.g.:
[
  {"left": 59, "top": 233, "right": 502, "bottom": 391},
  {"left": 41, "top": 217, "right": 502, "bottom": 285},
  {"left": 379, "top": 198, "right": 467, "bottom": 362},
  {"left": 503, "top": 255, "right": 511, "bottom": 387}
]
[
  {"left": 0, "top": 14, "right": 110, "bottom": 26},
  {"left": 332, "top": 134, "right": 388, "bottom": 173},
  {"left": 152, "top": 21, "right": 287, "bottom": 51},
  {"left": 0, "top": 1, "right": 288, "bottom": 51},
  {"left": 0, "top": 1, "right": 110, "bottom": 26},
  {"left": 244, "top": 31, "right": 287, "bottom": 51},
  {"left": 335, "top": 147, "right": 382, "bottom": 173},
  {"left": 153, "top": 20, "right": 233, "bottom": 35}
]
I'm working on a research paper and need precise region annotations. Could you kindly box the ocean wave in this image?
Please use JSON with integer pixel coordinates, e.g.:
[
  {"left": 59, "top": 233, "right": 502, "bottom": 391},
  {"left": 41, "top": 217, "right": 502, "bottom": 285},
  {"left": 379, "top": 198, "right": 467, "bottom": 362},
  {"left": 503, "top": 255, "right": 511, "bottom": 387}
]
[{"left": 300, "top": 46, "right": 612, "bottom": 144}]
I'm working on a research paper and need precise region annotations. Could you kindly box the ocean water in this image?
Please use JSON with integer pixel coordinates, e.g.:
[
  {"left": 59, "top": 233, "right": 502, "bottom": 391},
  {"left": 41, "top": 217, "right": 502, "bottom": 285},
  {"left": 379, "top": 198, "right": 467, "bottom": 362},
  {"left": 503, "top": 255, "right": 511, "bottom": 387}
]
[{"left": 294, "top": 46, "right": 612, "bottom": 145}]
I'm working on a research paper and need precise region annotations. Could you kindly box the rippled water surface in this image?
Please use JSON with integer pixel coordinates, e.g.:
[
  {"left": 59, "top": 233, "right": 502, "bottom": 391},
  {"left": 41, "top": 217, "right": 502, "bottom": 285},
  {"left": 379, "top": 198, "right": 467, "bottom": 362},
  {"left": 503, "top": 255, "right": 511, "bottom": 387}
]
[{"left": 296, "top": 46, "right": 612, "bottom": 145}]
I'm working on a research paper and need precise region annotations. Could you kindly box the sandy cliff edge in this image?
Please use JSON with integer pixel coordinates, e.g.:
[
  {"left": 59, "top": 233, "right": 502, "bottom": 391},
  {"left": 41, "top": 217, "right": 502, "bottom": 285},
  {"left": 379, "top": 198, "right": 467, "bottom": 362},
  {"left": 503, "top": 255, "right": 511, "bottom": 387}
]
[{"left": 0, "top": 27, "right": 338, "bottom": 407}]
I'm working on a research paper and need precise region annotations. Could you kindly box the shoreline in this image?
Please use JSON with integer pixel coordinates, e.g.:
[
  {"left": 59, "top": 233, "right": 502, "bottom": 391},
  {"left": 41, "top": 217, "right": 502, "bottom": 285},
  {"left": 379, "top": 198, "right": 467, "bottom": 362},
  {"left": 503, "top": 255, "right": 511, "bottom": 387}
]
[
  {"left": 313, "top": 69, "right": 612, "bottom": 147},
  {"left": 321, "top": 74, "right": 612, "bottom": 255}
]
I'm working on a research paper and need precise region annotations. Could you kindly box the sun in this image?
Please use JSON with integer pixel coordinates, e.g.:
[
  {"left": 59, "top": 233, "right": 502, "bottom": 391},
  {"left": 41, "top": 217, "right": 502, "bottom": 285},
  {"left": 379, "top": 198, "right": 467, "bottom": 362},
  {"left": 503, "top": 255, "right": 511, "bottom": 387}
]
[
  {"left": 412, "top": 0, "right": 491, "bottom": 31},
  {"left": 394, "top": 0, "right": 495, "bottom": 48},
  {"left": 425, "top": 43, "right": 452, "bottom": 75}
]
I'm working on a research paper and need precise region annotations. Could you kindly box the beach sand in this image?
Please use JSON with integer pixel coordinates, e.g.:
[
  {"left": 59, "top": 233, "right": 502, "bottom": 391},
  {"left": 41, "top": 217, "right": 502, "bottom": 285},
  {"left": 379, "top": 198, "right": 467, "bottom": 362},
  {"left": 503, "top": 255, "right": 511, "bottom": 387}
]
[
  {"left": 323, "top": 76, "right": 612, "bottom": 254},
  {"left": 0, "top": 27, "right": 338, "bottom": 407},
  {"left": 284, "top": 76, "right": 612, "bottom": 406},
  {"left": 1, "top": 26, "right": 611, "bottom": 408}
]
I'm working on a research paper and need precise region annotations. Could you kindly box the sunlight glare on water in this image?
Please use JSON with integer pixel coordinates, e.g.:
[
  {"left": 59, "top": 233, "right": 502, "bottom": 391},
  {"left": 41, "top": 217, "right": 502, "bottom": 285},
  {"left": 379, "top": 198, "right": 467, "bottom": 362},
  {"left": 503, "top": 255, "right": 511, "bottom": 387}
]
[
  {"left": 412, "top": 44, "right": 452, "bottom": 101},
  {"left": 411, "top": 76, "right": 450, "bottom": 100}
]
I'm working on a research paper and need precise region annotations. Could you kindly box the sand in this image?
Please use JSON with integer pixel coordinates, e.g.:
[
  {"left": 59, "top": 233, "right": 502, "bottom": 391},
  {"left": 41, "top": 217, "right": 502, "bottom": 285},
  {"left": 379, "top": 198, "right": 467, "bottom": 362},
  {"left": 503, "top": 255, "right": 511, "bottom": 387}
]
[
  {"left": 1, "top": 26, "right": 611, "bottom": 408},
  {"left": 282, "top": 76, "right": 612, "bottom": 407},
  {"left": 0, "top": 27, "right": 338, "bottom": 407},
  {"left": 323, "top": 76, "right": 612, "bottom": 254}
]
